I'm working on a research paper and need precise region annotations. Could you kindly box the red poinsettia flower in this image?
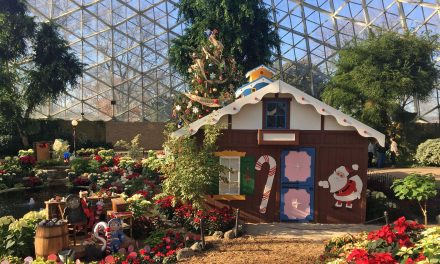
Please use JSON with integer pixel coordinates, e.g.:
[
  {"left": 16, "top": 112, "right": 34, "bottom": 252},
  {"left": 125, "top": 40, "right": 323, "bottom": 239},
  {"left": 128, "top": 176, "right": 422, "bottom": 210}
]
[
  {"left": 393, "top": 216, "right": 408, "bottom": 235},
  {"left": 347, "top": 248, "right": 369, "bottom": 263},
  {"left": 398, "top": 236, "right": 414, "bottom": 248},
  {"left": 368, "top": 225, "right": 396, "bottom": 244},
  {"left": 371, "top": 252, "right": 396, "bottom": 264}
]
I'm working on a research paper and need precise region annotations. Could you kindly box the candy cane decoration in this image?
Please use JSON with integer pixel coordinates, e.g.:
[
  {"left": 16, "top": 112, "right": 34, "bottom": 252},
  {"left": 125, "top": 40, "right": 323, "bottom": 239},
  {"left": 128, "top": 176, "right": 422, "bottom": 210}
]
[
  {"left": 93, "top": 221, "right": 110, "bottom": 253},
  {"left": 255, "top": 155, "right": 276, "bottom": 214}
]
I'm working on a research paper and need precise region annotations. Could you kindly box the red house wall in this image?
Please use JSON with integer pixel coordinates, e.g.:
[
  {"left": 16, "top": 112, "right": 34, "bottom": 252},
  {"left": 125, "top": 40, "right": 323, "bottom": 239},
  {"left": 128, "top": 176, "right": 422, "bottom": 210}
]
[{"left": 205, "top": 129, "right": 369, "bottom": 224}]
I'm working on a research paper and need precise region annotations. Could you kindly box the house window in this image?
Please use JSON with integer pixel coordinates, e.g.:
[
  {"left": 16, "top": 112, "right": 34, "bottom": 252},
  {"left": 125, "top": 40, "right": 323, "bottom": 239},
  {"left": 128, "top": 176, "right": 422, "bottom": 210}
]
[
  {"left": 219, "top": 156, "right": 240, "bottom": 195},
  {"left": 264, "top": 99, "right": 289, "bottom": 129}
]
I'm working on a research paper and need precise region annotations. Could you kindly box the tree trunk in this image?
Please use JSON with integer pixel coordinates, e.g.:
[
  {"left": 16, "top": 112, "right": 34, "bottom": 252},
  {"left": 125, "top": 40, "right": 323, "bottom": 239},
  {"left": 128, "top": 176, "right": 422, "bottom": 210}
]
[
  {"left": 423, "top": 201, "right": 428, "bottom": 226},
  {"left": 419, "top": 201, "right": 428, "bottom": 225},
  {"left": 18, "top": 126, "right": 30, "bottom": 148}
]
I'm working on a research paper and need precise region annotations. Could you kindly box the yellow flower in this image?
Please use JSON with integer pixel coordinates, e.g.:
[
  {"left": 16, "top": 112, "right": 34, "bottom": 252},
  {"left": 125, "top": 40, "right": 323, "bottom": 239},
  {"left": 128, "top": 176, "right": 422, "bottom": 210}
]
[{"left": 0, "top": 215, "right": 15, "bottom": 227}]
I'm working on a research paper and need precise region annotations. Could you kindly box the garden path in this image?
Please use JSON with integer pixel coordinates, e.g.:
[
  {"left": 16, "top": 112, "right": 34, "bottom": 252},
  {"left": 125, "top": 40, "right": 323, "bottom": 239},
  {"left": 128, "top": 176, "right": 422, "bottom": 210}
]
[
  {"left": 244, "top": 222, "right": 380, "bottom": 241},
  {"left": 369, "top": 167, "right": 440, "bottom": 179}
]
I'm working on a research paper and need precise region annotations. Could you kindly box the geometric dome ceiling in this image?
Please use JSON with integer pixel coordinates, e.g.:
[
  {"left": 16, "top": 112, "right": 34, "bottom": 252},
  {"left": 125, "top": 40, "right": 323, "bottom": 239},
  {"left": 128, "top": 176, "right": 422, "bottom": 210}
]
[{"left": 26, "top": 0, "right": 440, "bottom": 123}]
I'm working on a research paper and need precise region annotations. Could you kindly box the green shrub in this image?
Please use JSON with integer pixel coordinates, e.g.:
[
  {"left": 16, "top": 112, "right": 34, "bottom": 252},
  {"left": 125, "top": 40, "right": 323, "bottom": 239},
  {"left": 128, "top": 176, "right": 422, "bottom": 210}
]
[
  {"left": 114, "top": 134, "right": 143, "bottom": 160},
  {"left": 143, "top": 229, "right": 166, "bottom": 247},
  {"left": 0, "top": 211, "right": 46, "bottom": 258},
  {"left": 35, "top": 159, "right": 65, "bottom": 168},
  {"left": 415, "top": 138, "right": 440, "bottom": 166},
  {"left": 392, "top": 174, "right": 438, "bottom": 225},
  {"left": 70, "top": 158, "right": 90, "bottom": 175}
]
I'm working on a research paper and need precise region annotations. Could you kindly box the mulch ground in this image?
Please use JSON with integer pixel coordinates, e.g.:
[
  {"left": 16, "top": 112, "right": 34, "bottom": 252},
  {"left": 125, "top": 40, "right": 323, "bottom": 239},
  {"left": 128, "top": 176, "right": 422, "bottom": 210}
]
[{"left": 180, "top": 235, "right": 324, "bottom": 264}]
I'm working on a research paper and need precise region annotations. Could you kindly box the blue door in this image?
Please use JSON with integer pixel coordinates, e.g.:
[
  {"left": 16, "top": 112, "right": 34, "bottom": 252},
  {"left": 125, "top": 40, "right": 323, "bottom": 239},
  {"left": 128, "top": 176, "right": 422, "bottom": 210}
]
[{"left": 280, "top": 148, "right": 315, "bottom": 222}]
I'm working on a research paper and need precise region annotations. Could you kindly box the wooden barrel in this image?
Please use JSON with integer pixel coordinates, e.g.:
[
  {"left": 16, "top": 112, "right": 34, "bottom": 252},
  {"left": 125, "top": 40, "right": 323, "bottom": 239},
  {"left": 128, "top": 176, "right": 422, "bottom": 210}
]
[{"left": 35, "top": 223, "right": 69, "bottom": 258}]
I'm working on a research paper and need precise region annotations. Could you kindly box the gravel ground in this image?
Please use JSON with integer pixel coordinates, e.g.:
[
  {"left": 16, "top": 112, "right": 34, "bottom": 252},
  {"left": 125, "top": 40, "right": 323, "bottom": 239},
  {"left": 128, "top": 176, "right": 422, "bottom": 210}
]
[{"left": 180, "top": 235, "right": 324, "bottom": 264}]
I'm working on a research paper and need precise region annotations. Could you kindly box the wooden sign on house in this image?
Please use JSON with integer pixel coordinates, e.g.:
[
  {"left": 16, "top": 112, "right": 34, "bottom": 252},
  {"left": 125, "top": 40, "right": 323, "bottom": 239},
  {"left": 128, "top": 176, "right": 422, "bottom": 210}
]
[{"left": 173, "top": 65, "right": 385, "bottom": 224}]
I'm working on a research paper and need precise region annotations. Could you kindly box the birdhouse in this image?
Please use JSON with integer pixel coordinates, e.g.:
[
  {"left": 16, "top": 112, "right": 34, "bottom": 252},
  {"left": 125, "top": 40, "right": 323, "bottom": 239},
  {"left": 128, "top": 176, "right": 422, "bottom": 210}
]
[{"left": 245, "top": 65, "right": 276, "bottom": 82}]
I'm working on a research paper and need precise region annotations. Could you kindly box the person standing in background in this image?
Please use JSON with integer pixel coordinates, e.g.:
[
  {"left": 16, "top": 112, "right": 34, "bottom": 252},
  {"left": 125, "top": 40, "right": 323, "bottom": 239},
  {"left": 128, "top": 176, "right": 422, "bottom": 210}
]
[
  {"left": 376, "top": 141, "right": 387, "bottom": 168},
  {"left": 368, "top": 140, "right": 376, "bottom": 167},
  {"left": 390, "top": 137, "right": 399, "bottom": 167}
]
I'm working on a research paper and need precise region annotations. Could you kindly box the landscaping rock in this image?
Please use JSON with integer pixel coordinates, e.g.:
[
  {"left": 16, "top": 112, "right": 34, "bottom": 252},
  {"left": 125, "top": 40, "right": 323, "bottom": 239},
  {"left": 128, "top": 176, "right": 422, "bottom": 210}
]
[
  {"left": 176, "top": 248, "right": 195, "bottom": 261},
  {"left": 224, "top": 229, "right": 236, "bottom": 240},
  {"left": 212, "top": 231, "right": 224, "bottom": 239},
  {"left": 190, "top": 242, "right": 203, "bottom": 252}
]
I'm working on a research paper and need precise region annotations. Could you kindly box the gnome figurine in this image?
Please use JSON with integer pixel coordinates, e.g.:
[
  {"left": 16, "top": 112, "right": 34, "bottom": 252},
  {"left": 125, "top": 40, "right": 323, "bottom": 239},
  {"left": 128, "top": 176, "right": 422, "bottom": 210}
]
[
  {"left": 318, "top": 164, "right": 363, "bottom": 209},
  {"left": 63, "top": 194, "right": 88, "bottom": 224}
]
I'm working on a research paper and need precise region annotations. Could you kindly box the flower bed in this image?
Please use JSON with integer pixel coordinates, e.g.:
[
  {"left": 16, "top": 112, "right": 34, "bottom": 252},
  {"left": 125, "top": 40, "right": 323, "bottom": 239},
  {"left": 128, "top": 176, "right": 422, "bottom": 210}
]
[
  {"left": 98, "top": 230, "right": 199, "bottom": 264},
  {"left": 0, "top": 149, "right": 47, "bottom": 190},
  {"left": 68, "top": 150, "right": 161, "bottom": 197},
  {"left": 319, "top": 216, "right": 439, "bottom": 264},
  {"left": 155, "top": 195, "right": 235, "bottom": 234}
]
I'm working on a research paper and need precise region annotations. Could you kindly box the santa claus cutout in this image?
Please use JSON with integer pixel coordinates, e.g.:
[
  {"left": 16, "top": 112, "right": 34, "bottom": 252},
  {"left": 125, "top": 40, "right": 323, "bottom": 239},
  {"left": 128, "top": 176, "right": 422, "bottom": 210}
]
[{"left": 318, "top": 164, "right": 363, "bottom": 209}]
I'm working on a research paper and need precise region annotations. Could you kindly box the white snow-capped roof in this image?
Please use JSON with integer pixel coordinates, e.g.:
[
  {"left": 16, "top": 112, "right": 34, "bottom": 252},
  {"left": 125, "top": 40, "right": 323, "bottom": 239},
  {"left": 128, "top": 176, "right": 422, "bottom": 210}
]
[{"left": 172, "top": 80, "right": 385, "bottom": 147}]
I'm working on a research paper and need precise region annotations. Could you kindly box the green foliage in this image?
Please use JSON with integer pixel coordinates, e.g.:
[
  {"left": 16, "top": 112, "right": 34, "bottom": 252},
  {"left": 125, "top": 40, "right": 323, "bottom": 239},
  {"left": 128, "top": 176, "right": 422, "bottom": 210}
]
[
  {"left": 0, "top": 211, "right": 46, "bottom": 258},
  {"left": 97, "top": 149, "right": 115, "bottom": 158},
  {"left": 321, "top": 31, "right": 439, "bottom": 133},
  {"left": 143, "top": 229, "right": 166, "bottom": 247},
  {"left": 0, "top": 255, "right": 23, "bottom": 264},
  {"left": 114, "top": 134, "right": 143, "bottom": 160},
  {"left": 392, "top": 174, "right": 437, "bottom": 202},
  {"left": 169, "top": 0, "right": 279, "bottom": 80},
  {"left": 75, "top": 147, "right": 104, "bottom": 157},
  {"left": 124, "top": 193, "right": 153, "bottom": 219},
  {"left": 415, "top": 138, "right": 440, "bottom": 167},
  {"left": 35, "top": 159, "right": 65, "bottom": 168},
  {"left": 118, "top": 156, "right": 135, "bottom": 170},
  {"left": 17, "top": 149, "right": 34, "bottom": 157},
  {"left": 70, "top": 158, "right": 88, "bottom": 175},
  {"left": 392, "top": 174, "right": 438, "bottom": 225},
  {"left": 0, "top": 0, "right": 83, "bottom": 146},
  {"left": 160, "top": 124, "right": 226, "bottom": 208}
]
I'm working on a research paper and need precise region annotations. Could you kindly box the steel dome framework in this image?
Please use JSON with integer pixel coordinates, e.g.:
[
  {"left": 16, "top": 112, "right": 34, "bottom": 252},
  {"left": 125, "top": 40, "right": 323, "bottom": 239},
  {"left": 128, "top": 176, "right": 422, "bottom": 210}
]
[{"left": 26, "top": 0, "right": 440, "bottom": 123}]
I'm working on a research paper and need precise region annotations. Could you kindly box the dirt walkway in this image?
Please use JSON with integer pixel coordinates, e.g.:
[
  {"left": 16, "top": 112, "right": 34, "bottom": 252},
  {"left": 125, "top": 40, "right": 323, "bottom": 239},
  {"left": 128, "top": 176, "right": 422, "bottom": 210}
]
[
  {"left": 181, "top": 223, "right": 378, "bottom": 263},
  {"left": 245, "top": 222, "right": 380, "bottom": 241},
  {"left": 181, "top": 236, "right": 324, "bottom": 264}
]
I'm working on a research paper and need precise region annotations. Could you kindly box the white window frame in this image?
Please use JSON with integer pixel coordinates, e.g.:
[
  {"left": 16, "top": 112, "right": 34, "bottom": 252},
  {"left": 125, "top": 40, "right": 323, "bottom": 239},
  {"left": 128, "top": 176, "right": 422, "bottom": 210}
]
[{"left": 219, "top": 156, "right": 240, "bottom": 195}]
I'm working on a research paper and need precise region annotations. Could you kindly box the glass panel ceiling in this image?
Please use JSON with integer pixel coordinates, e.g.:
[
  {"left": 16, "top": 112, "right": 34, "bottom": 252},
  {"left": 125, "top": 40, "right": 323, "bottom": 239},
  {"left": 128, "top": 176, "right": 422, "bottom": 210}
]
[{"left": 26, "top": 0, "right": 440, "bottom": 123}]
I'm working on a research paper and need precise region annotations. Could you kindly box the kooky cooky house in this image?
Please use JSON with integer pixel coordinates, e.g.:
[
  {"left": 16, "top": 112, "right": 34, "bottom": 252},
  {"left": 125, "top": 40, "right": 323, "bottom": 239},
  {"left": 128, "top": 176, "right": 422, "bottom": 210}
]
[{"left": 173, "top": 65, "right": 385, "bottom": 224}]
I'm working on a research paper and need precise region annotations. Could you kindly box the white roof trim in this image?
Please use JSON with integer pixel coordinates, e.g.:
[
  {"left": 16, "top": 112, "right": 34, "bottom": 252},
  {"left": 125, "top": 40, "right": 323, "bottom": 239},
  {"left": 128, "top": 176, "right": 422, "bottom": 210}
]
[{"left": 172, "top": 80, "right": 385, "bottom": 147}]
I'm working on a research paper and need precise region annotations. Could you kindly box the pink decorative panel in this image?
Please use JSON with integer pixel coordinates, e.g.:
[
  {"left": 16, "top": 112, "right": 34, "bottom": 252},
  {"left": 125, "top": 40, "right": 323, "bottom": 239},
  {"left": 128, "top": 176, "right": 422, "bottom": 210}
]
[
  {"left": 283, "top": 189, "right": 311, "bottom": 220},
  {"left": 284, "top": 151, "right": 311, "bottom": 182}
]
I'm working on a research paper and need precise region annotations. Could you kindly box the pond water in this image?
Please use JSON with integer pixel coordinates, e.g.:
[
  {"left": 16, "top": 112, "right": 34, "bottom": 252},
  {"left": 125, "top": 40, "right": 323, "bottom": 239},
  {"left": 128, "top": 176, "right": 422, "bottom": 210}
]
[{"left": 0, "top": 187, "right": 84, "bottom": 218}]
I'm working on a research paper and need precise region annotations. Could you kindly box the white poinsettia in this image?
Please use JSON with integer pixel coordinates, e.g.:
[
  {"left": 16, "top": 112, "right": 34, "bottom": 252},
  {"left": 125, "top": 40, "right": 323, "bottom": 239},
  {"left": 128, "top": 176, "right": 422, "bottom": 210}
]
[
  {"left": 175, "top": 105, "right": 181, "bottom": 111},
  {"left": 192, "top": 107, "right": 199, "bottom": 114}
]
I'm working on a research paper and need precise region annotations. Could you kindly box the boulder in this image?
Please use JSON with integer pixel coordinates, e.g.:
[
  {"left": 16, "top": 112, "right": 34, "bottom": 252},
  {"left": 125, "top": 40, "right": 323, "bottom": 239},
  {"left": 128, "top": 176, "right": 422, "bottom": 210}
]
[
  {"left": 212, "top": 231, "right": 224, "bottom": 239},
  {"left": 224, "top": 229, "right": 236, "bottom": 240},
  {"left": 176, "top": 248, "right": 195, "bottom": 261},
  {"left": 190, "top": 242, "right": 203, "bottom": 252}
]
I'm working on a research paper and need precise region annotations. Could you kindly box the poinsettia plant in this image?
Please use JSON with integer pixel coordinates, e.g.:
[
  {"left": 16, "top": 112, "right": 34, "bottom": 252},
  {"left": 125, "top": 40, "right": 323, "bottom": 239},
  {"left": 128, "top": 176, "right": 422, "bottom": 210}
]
[{"left": 319, "top": 216, "right": 439, "bottom": 264}]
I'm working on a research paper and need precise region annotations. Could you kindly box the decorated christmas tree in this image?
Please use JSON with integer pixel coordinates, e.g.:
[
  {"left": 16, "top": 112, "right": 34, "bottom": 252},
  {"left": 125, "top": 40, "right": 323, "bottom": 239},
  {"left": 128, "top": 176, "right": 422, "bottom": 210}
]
[{"left": 173, "top": 29, "right": 243, "bottom": 127}]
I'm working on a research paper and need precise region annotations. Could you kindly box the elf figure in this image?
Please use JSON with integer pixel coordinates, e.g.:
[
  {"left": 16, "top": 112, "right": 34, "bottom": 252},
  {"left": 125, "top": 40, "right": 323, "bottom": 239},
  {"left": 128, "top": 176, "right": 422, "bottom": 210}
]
[
  {"left": 318, "top": 164, "right": 363, "bottom": 209},
  {"left": 79, "top": 191, "right": 95, "bottom": 228},
  {"left": 95, "top": 199, "right": 104, "bottom": 222}
]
